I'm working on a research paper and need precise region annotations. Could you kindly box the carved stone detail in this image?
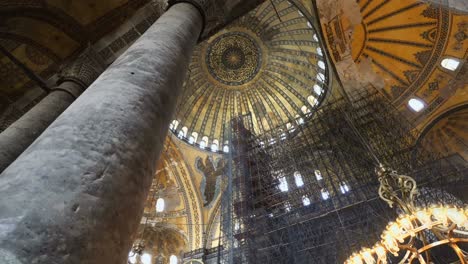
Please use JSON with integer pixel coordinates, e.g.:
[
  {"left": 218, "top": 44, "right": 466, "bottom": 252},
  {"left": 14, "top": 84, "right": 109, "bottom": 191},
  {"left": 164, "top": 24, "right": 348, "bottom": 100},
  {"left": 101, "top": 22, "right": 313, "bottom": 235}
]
[
  {"left": 57, "top": 48, "right": 105, "bottom": 89},
  {"left": 168, "top": 0, "right": 264, "bottom": 39},
  {"left": 168, "top": 0, "right": 210, "bottom": 22}
]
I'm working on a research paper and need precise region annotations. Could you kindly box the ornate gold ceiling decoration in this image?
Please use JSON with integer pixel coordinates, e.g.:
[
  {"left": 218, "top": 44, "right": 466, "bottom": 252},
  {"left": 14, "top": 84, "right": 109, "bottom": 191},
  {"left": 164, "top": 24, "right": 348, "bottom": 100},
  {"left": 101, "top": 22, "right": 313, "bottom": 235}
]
[
  {"left": 0, "top": 0, "right": 151, "bottom": 100},
  {"left": 206, "top": 31, "right": 262, "bottom": 86},
  {"left": 350, "top": 1, "right": 451, "bottom": 103},
  {"left": 318, "top": 0, "right": 467, "bottom": 128},
  {"left": 172, "top": 0, "right": 328, "bottom": 151},
  {"left": 140, "top": 137, "right": 204, "bottom": 250}
]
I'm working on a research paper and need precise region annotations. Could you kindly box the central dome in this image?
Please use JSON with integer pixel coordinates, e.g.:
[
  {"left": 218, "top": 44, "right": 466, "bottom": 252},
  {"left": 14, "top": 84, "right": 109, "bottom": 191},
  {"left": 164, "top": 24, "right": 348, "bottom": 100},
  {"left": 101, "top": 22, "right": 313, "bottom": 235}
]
[
  {"left": 207, "top": 32, "right": 262, "bottom": 85},
  {"left": 171, "top": 0, "right": 329, "bottom": 152}
]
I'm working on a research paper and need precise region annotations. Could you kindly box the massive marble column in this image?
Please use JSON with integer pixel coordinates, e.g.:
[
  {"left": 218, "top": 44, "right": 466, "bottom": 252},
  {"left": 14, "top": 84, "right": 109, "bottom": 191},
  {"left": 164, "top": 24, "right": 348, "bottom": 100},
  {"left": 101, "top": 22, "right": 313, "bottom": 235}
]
[
  {"left": 0, "top": 50, "right": 103, "bottom": 173},
  {"left": 0, "top": 2, "right": 204, "bottom": 264}
]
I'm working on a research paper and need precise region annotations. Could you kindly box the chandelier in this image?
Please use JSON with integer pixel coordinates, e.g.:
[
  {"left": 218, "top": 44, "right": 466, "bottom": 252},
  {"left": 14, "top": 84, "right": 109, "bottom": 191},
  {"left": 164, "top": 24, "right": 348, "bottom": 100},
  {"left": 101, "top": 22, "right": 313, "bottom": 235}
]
[
  {"left": 345, "top": 166, "right": 468, "bottom": 264},
  {"left": 128, "top": 240, "right": 153, "bottom": 264}
]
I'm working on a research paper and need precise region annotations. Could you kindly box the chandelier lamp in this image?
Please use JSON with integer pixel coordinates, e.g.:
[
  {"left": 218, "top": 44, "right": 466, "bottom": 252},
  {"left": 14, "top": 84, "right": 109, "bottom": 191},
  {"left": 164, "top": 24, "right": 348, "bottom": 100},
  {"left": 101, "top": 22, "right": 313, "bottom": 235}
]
[
  {"left": 128, "top": 240, "right": 152, "bottom": 264},
  {"left": 345, "top": 166, "right": 468, "bottom": 264}
]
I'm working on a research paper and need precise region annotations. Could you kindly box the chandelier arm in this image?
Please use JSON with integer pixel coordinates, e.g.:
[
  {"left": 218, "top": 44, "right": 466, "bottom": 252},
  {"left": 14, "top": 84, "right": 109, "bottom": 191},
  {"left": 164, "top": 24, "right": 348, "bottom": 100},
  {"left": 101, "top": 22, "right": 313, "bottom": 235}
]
[
  {"left": 448, "top": 242, "right": 468, "bottom": 264},
  {"left": 397, "top": 245, "right": 417, "bottom": 264},
  {"left": 419, "top": 230, "right": 433, "bottom": 264},
  {"left": 453, "top": 229, "right": 468, "bottom": 236},
  {"left": 399, "top": 235, "right": 416, "bottom": 248},
  {"left": 416, "top": 253, "right": 428, "bottom": 264}
]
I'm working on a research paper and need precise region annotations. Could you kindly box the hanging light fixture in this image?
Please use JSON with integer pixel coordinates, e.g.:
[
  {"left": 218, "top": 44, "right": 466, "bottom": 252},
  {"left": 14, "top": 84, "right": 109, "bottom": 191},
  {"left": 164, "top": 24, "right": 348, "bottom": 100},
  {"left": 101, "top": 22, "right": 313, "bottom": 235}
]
[
  {"left": 344, "top": 166, "right": 468, "bottom": 264},
  {"left": 128, "top": 241, "right": 151, "bottom": 264}
]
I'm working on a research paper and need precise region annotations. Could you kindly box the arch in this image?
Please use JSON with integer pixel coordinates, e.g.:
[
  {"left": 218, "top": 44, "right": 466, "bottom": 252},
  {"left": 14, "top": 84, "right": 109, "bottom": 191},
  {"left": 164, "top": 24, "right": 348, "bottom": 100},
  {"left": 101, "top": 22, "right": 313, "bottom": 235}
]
[
  {"left": 160, "top": 138, "right": 204, "bottom": 249},
  {"left": 414, "top": 104, "right": 468, "bottom": 161},
  {"left": 204, "top": 201, "right": 222, "bottom": 248},
  {"left": 0, "top": 7, "right": 86, "bottom": 43},
  {"left": 0, "top": 16, "right": 79, "bottom": 60},
  {"left": 0, "top": 33, "right": 60, "bottom": 62},
  {"left": 131, "top": 224, "right": 189, "bottom": 264},
  {"left": 417, "top": 104, "right": 468, "bottom": 142}
]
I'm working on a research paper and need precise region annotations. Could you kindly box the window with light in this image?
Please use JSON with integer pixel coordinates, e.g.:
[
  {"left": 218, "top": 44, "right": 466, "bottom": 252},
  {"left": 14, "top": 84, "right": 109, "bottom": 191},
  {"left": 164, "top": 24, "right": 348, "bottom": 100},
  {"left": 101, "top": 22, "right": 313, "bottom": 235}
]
[
  {"left": 142, "top": 253, "right": 152, "bottom": 264},
  {"left": 340, "top": 182, "right": 350, "bottom": 194},
  {"left": 321, "top": 189, "right": 330, "bottom": 200},
  {"left": 156, "top": 198, "right": 165, "bottom": 212},
  {"left": 408, "top": 98, "right": 425, "bottom": 112},
  {"left": 315, "top": 170, "right": 323, "bottom": 181},
  {"left": 169, "top": 255, "right": 178, "bottom": 264},
  {"left": 441, "top": 58, "right": 460, "bottom": 71},
  {"left": 294, "top": 172, "right": 304, "bottom": 187},
  {"left": 278, "top": 177, "right": 289, "bottom": 192},
  {"left": 313, "top": 84, "right": 323, "bottom": 96}
]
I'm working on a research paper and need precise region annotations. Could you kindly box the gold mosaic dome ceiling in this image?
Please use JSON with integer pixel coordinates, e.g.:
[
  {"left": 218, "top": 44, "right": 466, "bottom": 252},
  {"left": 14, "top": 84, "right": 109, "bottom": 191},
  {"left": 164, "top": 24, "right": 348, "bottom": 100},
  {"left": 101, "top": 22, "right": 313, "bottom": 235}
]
[
  {"left": 206, "top": 32, "right": 262, "bottom": 86},
  {"left": 171, "top": 0, "right": 328, "bottom": 151}
]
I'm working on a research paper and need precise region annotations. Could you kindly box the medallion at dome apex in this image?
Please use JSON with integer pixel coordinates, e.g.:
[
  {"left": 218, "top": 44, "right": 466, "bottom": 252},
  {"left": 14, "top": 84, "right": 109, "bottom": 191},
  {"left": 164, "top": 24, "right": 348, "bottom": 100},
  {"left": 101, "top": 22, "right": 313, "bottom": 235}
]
[{"left": 206, "top": 32, "right": 262, "bottom": 86}]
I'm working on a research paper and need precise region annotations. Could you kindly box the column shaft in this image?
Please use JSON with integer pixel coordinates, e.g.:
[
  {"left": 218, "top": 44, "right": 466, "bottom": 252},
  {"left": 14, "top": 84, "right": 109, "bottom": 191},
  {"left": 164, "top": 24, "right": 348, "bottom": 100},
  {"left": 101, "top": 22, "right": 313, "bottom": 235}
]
[
  {"left": 0, "top": 3, "right": 202, "bottom": 264},
  {"left": 0, "top": 82, "right": 82, "bottom": 173}
]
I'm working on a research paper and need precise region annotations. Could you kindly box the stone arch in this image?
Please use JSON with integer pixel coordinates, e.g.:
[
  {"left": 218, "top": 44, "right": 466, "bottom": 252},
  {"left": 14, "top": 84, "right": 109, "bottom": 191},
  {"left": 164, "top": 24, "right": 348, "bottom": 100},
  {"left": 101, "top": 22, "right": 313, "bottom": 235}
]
[
  {"left": 414, "top": 104, "right": 468, "bottom": 161},
  {"left": 163, "top": 138, "right": 204, "bottom": 250}
]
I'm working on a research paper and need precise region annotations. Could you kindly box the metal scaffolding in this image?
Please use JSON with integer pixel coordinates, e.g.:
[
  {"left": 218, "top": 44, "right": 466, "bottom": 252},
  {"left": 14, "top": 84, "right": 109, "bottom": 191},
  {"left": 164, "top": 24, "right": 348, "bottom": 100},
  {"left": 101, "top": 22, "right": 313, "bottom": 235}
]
[{"left": 214, "top": 90, "right": 467, "bottom": 264}]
